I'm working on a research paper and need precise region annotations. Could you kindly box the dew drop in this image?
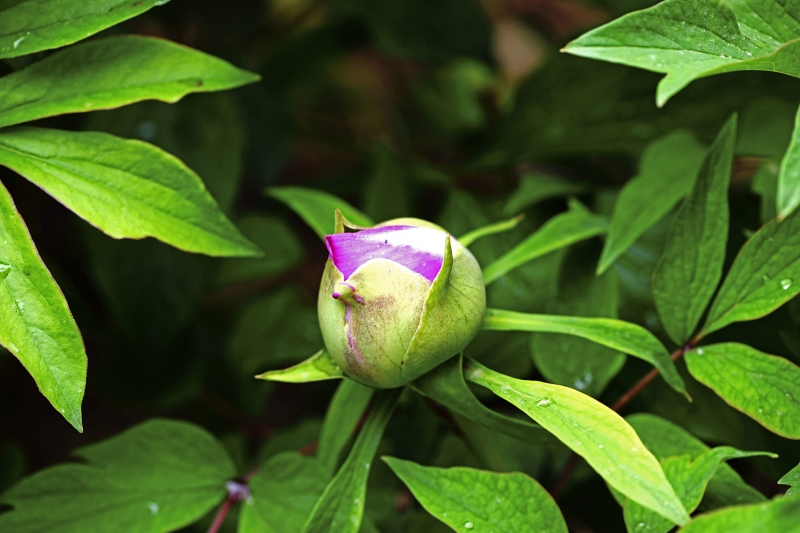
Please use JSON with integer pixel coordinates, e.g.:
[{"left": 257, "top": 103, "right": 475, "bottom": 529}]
[
  {"left": 464, "top": 522, "right": 474, "bottom": 530},
  {"left": 536, "top": 399, "right": 552, "bottom": 407},
  {"left": 8, "top": 342, "right": 18, "bottom": 353},
  {"left": 696, "top": 348, "right": 704, "bottom": 355},
  {"left": 147, "top": 502, "right": 159, "bottom": 515},
  {"left": 781, "top": 278, "right": 793, "bottom": 290},
  {"left": 0, "top": 263, "right": 10, "bottom": 280}
]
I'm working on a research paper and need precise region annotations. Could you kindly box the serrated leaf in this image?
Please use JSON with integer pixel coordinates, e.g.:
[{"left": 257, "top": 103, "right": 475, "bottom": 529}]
[
  {"left": 0, "top": 419, "right": 235, "bottom": 532},
  {"left": 503, "top": 173, "right": 585, "bottom": 216},
  {"left": 383, "top": 457, "right": 568, "bottom": 533},
  {"left": 482, "top": 199, "right": 608, "bottom": 285},
  {"left": 563, "top": 0, "right": 800, "bottom": 106},
  {"left": 268, "top": 187, "right": 373, "bottom": 239},
  {"left": 653, "top": 115, "right": 735, "bottom": 344},
  {"left": 0, "top": 179, "right": 85, "bottom": 431},
  {"left": 597, "top": 130, "right": 706, "bottom": 274},
  {"left": 463, "top": 358, "right": 690, "bottom": 526},
  {"left": 0, "top": 127, "right": 260, "bottom": 257},
  {"left": 482, "top": 308, "right": 686, "bottom": 395},
  {"left": 779, "top": 463, "right": 800, "bottom": 497},
  {"left": 778, "top": 104, "right": 800, "bottom": 220},
  {"left": 301, "top": 389, "right": 400, "bottom": 533},
  {"left": 318, "top": 381, "right": 375, "bottom": 475},
  {"left": 685, "top": 343, "right": 800, "bottom": 438},
  {"left": 677, "top": 496, "right": 800, "bottom": 533},
  {"left": 458, "top": 215, "right": 523, "bottom": 247},
  {"left": 256, "top": 349, "right": 344, "bottom": 383},
  {"left": 0, "top": 0, "right": 169, "bottom": 59}
]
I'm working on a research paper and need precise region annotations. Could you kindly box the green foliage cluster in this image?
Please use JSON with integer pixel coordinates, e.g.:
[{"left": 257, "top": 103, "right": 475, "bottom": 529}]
[{"left": 1, "top": 0, "right": 800, "bottom": 532}]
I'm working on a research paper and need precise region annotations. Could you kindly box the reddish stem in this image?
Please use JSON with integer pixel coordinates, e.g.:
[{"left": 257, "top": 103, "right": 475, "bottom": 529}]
[{"left": 207, "top": 498, "right": 235, "bottom": 533}]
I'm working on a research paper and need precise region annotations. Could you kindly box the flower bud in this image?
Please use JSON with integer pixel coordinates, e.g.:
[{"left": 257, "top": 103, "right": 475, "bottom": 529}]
[{"left": 318, "top": 212, "right": 486, "bottom": 388}]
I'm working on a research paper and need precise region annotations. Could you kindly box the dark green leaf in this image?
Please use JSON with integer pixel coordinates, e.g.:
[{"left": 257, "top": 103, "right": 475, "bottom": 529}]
[
  {"left": 503, "top": 173, "right": 585, "bottom": 216},
  {"left": 564, "top": 0, "right": 800, "bottom": 106},
  {"left": 0, "top": 179, "right": 85, "bottom": 431},
  {"left": 685, "top": 343, "right": 800, "bottom": 438},
  {"left": 464, "top": 358, "right": 690, "bottom": 526},
  {"left": 318, "top": 381, "right": 375, "bottom": 475},
  {"left": 0, "top": 35, "right": 258, "bottom": 128},
  {"left": 597, "top": 130, "right": 706, "bottom": 274},
  {"left": 0, "top": 419, "right": 235, "bottom": 532},
  {"left": 268, "top": 187, "right": 373, "bottom": 239},
  {"left": 483, "top": 308, "right": 686, "bottom": 395},
  {"left": 363, "top": 145, "right": 410, "bottom": 222},
  {"left": 653, "top": 115, "right": 735, "bottom": 344},
  {"left": 677, "top": 496, "right": 800, "bottom": 533},
  {"left": 0, "top": 127, "right": 260, "bottom": 257},
  {"left": 779, "top": 463, "right": 800, "bottom": 497},
  {"left": 778, "top": 104, "right": 800, "bottom": 220},
  {"left": 256, "top": 349, "right": 344, "bottom": 383},
  {"left": 383, "top": 457, "right": 568, "bottom": 533}
]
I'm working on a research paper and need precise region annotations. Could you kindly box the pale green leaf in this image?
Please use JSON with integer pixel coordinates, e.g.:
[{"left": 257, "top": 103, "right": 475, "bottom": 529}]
[
  {"left": 463, "top": 358, "right": 690, "bottom": 526},
  {"left": 256, "top": 349, "right": 344, "bottom": 383},
  {"left": 0, "top": 127, "right": 261, "bottom": 257},
  {"left": 301, "top": 389, "right": 400, "bottom": 533},
  {"left": 268, "top": 187, "right": 373, "bottom": 239},
  {"left": 598, "top": 130, "right": 706, "bottom": 274},
  {"left": 0, "top": 0, "right": 169, "bottom": 59},
  {"left": 482, "top": 308, "right": 686, "bottom": 394},
  {"left": 383, "top": 457, "right": 568, "bottom": 533},
  {"left": 779, "top": 463, "right": 800, "bottom": 497},
  {"left": 318, "top": 381, "right": 375, "bottom": 475},
  {"left": 653, "top": 115, "right": 735, "bottom": 344},
  {"left": 503, "top": 173, "right": 584, "bottom": 216},
  {"left": 678, "top": 496, "right": 800, "bottom": 533},
  {"left": 685, "top": 343, "right": 800, "bottom": 438},
  {"left": 458, "top": 215, "right": 523, "bottom": 247},
  {"left": 0, "top": 419, "right": 235, "bottom": 532},
  {"left": 0, "top": 179, "right": 85, "bottom": 431},
  {"left": 778, "top": 104, "right": 800, "bottom": 220},
  {"left": 563, "top": 0, "right": 800, "bottom": 106},
  {"left": 483, "top": 199, "right": 607, "bottom": 285}
]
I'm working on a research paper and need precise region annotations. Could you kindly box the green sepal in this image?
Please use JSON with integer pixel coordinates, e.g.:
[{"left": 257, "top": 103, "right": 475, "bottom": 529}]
[
  {"left": 334, "top": 209, "right": 370, "bottom": 235},
  {"left": 256, "top": 348, "right": 345, "bottom": 383}
]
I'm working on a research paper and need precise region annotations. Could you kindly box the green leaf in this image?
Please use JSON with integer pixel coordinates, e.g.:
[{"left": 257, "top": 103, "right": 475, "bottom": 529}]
[
  {"left": 411, "top": 354, "right": 561, "bottom": 448},
  {"left": 653, "top": 115, "right": 736, "bottom": 345},
  {"left": 463, "top": 358, "right": 690, "bottom": 526},
  {"left": 677, "top": 496, "right": 800, "bottom": 533},
  {"left": 0, "top": 35, "right": 258, "bottom": 128},
  {"left": 256, "top": 349, "right": 344, "bottom": 383},
  {"left": 685, "top": 343, "right": 800, "bottom": 438},
  {"left": 301, "top": 389, "right": 400, "bottom": 533},
  {"left": 0, "top": 419, "right": 235, "bottom": 532},
  {"left": 597, "top": 130, "right": 706, "bottom": 274},
  {"left": 239, "top": 452, "right": 329, "bottom": 533},
  {"left": 318, "top": 381, "right": 375, "bottom": 475},
  {"left": 503, "top": 173, "right": 585, "bottom": 216},
  {"left": 482, "top": 308, "right": 686, "bottom": 395},
  {"left": 0, "top": 179, "right": 85, "bottom": 431},
  {"left": 268, "top": 187, "right": 373, "bottom": 239},
  {"left": 383, "top": 457, "right": 568, "bottom": 533},
  {"left": 482, "top": 199, "right": 608, "bottom": 285},
  {"left": 702, "top": 205, "right": 800, "bottom": 336},
  {"left": 363, "top": 145, "right": 411, "bottom": 222},
  {"left": 0, "top": 127, "right": 260, "bottom": 257},
  {"left": 779, "top": 463, "right": 800, "bottom": 497},
  {"left": 0, "top": 0, "right": 169, "bottom": 59},
  {"left": 563, "top": 0, "right": 800, "bottom": 106},
  {"left": 627, "top": 414, "right": 766, "bottom": 509},
  {"left": 458, "top": 215, "right": 524, "bottom": 247},
  {"left": 778, "top": 104, "right": 800, "bottom": 220},
  {"left": 623, "top": 447, "right": 776, "bottom": 533}
]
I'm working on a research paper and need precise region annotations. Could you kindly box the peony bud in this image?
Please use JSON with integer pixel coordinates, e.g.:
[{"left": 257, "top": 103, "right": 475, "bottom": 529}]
[{"left": 318, "top": 212, "right": 486, "bottom": 388}]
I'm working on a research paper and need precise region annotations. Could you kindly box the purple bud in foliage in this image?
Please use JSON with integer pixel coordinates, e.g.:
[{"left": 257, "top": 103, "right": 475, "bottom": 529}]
[{"left": 318, "top": 213, "right": 486, "bottom": 388}]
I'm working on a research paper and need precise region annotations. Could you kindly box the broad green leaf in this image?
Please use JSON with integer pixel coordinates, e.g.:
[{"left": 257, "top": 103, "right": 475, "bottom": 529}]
[
  {"left": 482, "top": 199, "right": 608, "bottom": 285},
  {"left": 678, "top": 496, "right": 800, "bottom": 533},
  {"left": 503, "top": 173, "right": 585, "bottom": 216},
  {"left": 383, "top": 457, "right": 568, "bottom": 533},
  {"left": 363, "top": 145, "right": 411, "bottom": 222},
  {"left": 458, "top": 215, "right": 523, "bottom": 247},
  {"left": 563, "top": 0, "right": 800, "bottom": 106},
  {"left": 0, "top": 419, "right": 235, "bottom": 532},
  {"left": 268, "top": 187, "right": 373, "bottom": 239},
  {"left": 0, "top": 35, "right": 258, "bottom": 128},
  {"left": 256, "top": 349, "right": 344, "bottom": 383},
  {"left": 627, "top": 414, "right": 765, "bottom": 509},
  {"left": 685, "top": 343, "right": 800, "bottom": 438},
  {"left": 623, "top": 447, "right": 776, "bottom": 533},
  {"left": 463, "top": 358, "right": 690, "bottom": 526},
  {"left": 702, "top": 206, "right": 800, "bottom": 336},
  {"left": 483, "top": 308, "right": 686, "bottom": 394},
  {"left": 0, "top": 0, "right": 169, "bottom": 59},
  {"left": 779, "top": 463, "right": 800, "bottom": 497},
  {"left": 597, "top": 130, "right": 706, "bottom": 274},
  {"left": 301, "top": 389, "right": 400, "bottom": 533},
  {"left": 411, "top": 354, "right": 560, "bottom": 448},
  {"left": 653, "top": 115, "right": 735, "bottom": 344},
  {"left": 0, "top": 127, "right": 260, "bottom": 257},
  {"left": 318, "top": 381, "right": 375, "bottom": 475},
  {"left": 239, "top": 452, "right": 329, "bottom": 533},
  {"left": 0, "top": 179, "right": 85, "bottom": 431},
  {"left": 778, "top": 104, "right": 800, "bottom": 220}
]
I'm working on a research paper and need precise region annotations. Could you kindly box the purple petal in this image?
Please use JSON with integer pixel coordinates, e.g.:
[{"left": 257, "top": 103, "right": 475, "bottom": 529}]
[{"left": 325, "top": 225, "right": 446, "bottom": 282}]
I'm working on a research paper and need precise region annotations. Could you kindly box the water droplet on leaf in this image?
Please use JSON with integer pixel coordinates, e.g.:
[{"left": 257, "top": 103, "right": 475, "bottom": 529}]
[
  {"left": 781, "top": 279, "right": 793, "bottom": 290},
  {"left": 464, "top": 522, "right": 474, "bottom": 530}
]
